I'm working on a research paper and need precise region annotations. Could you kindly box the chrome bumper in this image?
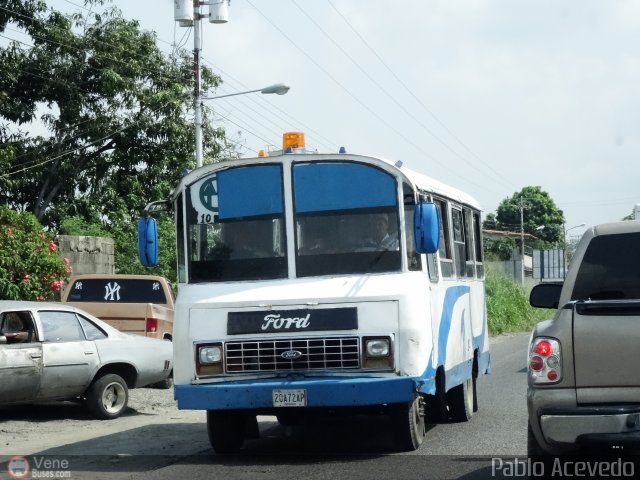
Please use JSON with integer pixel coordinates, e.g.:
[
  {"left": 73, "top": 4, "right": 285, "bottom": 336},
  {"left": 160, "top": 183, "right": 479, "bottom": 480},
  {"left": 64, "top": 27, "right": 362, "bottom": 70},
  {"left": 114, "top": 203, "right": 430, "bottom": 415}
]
[{"left": 541, "top": 410, "right": 640, "bottom": 444}]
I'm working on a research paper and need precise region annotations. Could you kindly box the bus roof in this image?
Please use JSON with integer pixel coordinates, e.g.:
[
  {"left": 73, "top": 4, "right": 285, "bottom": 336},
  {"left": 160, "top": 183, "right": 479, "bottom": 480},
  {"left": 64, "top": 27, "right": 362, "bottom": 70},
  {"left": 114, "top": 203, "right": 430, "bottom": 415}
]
[{"left": 173, "top": 152, "right": 481, "bottom": 212}]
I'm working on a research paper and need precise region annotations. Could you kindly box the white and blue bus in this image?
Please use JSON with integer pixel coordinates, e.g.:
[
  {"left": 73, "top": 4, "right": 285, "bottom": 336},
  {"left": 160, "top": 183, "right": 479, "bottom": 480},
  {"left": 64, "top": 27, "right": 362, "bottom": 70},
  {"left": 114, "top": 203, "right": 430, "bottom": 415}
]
[{"left": 139, "top": 132, "right": 490, "bottom": 453}]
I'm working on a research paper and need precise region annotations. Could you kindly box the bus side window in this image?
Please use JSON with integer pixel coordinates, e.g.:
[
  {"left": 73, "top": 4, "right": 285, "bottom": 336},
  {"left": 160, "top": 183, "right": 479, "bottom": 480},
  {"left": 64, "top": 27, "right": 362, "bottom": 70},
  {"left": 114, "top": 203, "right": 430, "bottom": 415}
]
[
  {"left": 463, "top": 208, "right": 475, "bottom": 278},
  {"left": 451, "top": 207, "right": 467, "bottom": 278},
  {"left": 473, "top": 211, "right": 485, "bottom": 278},
  {"left": 404, "top": 183, "right": 422, "bottom": 272},
  {"left": 435, "top": 199, "right": 454, "bottom": 278}
]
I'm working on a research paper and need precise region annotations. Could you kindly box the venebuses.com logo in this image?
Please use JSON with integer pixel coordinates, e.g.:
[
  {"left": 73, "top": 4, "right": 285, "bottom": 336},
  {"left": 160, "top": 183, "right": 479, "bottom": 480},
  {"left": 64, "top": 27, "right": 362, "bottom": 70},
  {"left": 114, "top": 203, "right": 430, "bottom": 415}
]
[
  {"left": 7, "top": 456, "right": 30, "bottom": 479},
  {"left": 6, "top": 456, "right": 71, "bottom": 479}
]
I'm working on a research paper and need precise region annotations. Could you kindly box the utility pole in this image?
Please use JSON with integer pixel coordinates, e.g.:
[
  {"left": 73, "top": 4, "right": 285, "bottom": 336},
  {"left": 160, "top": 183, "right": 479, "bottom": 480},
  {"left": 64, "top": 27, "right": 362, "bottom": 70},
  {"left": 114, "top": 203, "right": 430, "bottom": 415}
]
[
  {"left": 517, "top": 197, "right": 527, "bottom": 284},
  {"left": 193, "top": 0, "right": 203, "bottom": 168},
  {"left": 174, "top": 0, "right": 230, "bottom": 169}
]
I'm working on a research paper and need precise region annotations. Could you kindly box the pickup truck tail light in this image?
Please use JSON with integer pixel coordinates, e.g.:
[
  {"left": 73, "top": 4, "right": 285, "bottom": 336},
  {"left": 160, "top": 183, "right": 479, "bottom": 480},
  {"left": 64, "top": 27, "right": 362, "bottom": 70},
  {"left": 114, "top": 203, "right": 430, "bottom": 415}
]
[
  {"left": 146, "top": 318, "right": 158, "bottom": 333},
  {"left": 529, "top": 337, "right": 561, "bottom": 384}
]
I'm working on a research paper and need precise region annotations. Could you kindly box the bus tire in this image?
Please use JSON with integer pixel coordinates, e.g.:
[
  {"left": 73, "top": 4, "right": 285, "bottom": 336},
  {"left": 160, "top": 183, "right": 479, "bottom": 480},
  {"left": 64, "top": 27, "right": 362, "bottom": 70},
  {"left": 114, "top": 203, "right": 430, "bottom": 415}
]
[
  {"left": 447, "top": 377, "right": 474, "bottom": 422},
  {"left": 207, "top": 410, "right": 245, "bottom": 454},
  {"left": 391, "top": 395, "right": 425, "bottom": 451}
]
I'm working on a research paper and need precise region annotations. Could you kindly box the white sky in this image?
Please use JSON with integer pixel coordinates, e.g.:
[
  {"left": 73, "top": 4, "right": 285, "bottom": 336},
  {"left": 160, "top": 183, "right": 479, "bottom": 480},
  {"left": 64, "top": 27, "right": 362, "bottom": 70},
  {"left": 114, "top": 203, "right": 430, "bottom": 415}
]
[{"left": 33, "top": 2, "right": 640, "bottom": 233}]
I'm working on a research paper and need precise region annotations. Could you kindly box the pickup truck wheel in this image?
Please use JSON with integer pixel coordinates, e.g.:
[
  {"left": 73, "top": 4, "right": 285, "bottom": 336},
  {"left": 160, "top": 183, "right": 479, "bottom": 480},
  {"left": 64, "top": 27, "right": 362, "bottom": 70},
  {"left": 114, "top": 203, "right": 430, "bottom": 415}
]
[
  {"left": 86, "top": 374, "right": 129, "bottom": 419},
  {"left": 391, "top": 395, "right": 426, "bottom": 452},
  {"left": 207, "top": 410, "right": 245, "bottom": 454},
  {"left": 447, "top": 377, "right": 474, "bottom": 422},
  {"left": 527, "top": 423, "right": 556, "bottom": 478}
]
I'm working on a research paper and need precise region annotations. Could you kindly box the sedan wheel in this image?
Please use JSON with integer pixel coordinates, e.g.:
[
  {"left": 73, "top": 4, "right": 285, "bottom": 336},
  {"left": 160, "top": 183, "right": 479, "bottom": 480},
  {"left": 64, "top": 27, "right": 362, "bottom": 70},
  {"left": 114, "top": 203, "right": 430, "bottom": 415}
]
[{"left": 86, "top": 373, "right": 129, "bottom": 419}]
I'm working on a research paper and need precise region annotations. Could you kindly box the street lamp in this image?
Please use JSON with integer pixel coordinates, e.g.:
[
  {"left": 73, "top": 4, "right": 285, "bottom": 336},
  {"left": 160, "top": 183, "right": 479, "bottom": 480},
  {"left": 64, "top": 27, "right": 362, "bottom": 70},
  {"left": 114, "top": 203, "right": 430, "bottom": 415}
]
[
  {"left": 202, "top": 83, "right": 291, "bottom": 100},
  {"left": 175, "top": 2, "right": 292, "bottom": 169},
  {"left": 562, "top": 223, "right": 586, "bottom": 277},
  {"left": 563, "top": 223, "right": 586, "bottom": 245},
  {"left": 197, "top": 84, "right": 290, "bottom": 166}
]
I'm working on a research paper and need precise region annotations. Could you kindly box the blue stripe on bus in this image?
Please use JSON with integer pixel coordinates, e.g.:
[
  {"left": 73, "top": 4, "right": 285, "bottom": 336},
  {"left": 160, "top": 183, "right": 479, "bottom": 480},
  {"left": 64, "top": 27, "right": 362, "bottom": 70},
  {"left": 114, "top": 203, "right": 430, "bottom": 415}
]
[
  {"left": 437, "top": 285, "right": 471, "bottom": 368},
  {"left": 175, "top": 376, "right": 416, "bottom": 410},
  {"left": 417, "top": 284, "right": 490, "bottom": 392}
]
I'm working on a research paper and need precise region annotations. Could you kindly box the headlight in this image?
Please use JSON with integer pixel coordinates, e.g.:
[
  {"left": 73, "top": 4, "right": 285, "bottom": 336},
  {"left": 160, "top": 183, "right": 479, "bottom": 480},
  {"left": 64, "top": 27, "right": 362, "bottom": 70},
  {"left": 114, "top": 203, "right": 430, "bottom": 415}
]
[
  {"left": 366, "top": 339, "right": 390, "bottom": 357},
  {"left": 199, "top": 346, "right": 222, "bottom": 364},
  {"left": 196, "top": 343, "right": 224, "bottom": 377},
  {"left": 362, "top": 336, "right": 393, "bottom": 370}
]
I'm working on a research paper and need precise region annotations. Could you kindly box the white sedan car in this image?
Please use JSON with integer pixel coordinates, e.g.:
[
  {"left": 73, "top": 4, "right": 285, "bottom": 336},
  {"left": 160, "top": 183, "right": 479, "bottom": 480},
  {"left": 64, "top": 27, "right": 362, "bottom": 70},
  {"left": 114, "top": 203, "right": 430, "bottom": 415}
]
[{"left": 0, "top": 301, "right": 173, "bottom": 419}]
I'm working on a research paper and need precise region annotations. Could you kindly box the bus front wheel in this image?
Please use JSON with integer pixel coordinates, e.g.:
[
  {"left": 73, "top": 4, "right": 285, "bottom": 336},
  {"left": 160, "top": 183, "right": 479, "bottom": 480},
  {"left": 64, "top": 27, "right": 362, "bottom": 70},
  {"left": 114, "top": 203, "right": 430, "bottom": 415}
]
[
  {"left": 391, "top": 395, "right": 426, "bottom": 451},
  {"left": 206, "top": 410, "right": 245, "bottom": 454}
]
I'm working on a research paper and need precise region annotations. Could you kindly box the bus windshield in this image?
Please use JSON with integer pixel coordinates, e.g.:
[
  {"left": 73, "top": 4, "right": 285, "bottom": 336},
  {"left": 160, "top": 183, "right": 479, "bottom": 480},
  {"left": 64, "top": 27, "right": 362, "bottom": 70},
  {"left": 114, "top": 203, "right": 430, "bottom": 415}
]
[
  {"left": 186, "top": 164, "right": 287, "bottom": 282},
  {"left": 183, "top": 161, "right": 401, "bottom": 282},
  {"left": 293, "top": 162, "right": 401, "bottom": 276}
]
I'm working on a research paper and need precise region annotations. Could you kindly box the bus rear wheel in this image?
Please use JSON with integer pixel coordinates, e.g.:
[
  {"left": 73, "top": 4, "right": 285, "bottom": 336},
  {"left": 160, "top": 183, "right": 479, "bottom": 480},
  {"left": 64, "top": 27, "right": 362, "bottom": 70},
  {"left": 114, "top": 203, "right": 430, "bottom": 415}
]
[
  {"left": 206, "top": 410, "right": 245, "bottom": 454},
  {"left": 447, "top": 377, "right": 474, "bottom": 422},
  {"left": 391, "top": 395, "right": 426, "bottom": 452}
]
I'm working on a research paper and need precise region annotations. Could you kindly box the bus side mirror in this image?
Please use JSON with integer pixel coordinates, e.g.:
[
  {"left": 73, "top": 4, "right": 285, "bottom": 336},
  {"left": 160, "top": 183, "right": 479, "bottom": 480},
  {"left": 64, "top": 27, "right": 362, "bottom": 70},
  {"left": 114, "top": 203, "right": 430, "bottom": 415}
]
[
  {"left": 138, "top": 217, "right": 159, "bottom": 267},
  {"left": 414, "top": 202, "right": 440, "bottom": 254}
]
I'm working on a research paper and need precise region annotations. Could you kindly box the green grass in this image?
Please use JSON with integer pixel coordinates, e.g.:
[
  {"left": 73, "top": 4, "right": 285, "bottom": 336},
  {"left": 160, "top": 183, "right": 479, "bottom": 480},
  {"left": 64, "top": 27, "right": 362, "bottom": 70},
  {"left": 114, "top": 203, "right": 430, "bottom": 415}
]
[{"left": 485, "top": 269, "right": 555, "bottom": 335}]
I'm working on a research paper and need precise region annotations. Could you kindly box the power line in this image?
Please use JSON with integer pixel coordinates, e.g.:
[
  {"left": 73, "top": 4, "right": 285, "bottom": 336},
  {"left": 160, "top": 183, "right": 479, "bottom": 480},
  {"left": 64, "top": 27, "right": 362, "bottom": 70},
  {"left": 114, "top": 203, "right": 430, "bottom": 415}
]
[
  {"left": 326, "top": 0, "right": 517, "bottom": 191},
  {"left": 293, "top": 0, "right": 515, "bottom": 191},
  {"left": 245, "top": 0, "right": 488, "bottom": 191}
]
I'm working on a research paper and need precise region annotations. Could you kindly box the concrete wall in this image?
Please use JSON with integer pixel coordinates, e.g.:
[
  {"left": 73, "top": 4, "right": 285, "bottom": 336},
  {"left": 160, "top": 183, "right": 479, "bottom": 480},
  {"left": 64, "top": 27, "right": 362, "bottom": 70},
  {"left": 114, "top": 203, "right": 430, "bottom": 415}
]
[{"left": 56, "top": 235, "right": 115, "bottom": 275}]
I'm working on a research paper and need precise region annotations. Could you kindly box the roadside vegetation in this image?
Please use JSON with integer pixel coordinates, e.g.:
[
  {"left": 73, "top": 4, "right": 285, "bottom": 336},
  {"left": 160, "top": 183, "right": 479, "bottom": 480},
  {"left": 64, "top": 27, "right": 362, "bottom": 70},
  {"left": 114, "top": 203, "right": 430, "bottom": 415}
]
[{"left": 485, "top": 268, "right": 554, "bottom": 335}]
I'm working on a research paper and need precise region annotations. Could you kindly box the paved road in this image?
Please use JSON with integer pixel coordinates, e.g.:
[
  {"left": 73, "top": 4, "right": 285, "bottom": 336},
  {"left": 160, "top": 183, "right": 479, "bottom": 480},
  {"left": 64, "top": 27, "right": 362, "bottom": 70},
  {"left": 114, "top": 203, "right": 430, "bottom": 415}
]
[{"left": 1, "top": 332, "right": 532, "bottom": 480}]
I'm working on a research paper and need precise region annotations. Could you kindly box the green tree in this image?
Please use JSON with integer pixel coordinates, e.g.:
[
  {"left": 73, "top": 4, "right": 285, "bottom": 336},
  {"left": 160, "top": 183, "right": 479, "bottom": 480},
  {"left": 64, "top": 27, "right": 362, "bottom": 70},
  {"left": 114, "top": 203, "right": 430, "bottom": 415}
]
[
  {"left": 0, "top": 206, "right": 69, "bottom": 300},
  {"left": 0, "top": 0, "right": 231, "bottom": 230},
  {"left": 484, "top": 186, "right": 565, "bottom": 247}
]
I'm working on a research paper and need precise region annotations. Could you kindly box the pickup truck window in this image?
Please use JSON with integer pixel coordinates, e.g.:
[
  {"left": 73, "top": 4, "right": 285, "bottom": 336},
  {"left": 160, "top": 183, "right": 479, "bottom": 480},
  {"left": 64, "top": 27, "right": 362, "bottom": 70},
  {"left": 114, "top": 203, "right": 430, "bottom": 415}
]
[
  {"left": 571, "top": 232, "right": 640, "bottom": 301},
  {"left": 66, "top": 279, "right": 168, "bottom": 303}
]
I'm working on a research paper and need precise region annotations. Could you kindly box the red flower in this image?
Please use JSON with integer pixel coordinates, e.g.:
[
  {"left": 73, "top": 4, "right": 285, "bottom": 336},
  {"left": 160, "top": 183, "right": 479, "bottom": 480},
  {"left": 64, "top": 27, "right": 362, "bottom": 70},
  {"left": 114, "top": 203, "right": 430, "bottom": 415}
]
[
  {"left": 22, "top": 275, "right": 30, "bottom": 284},
  {"left": 63, "top": 257, "right": 71, "bottom": 266},
  {"left": 48, "top": 241, "right": 57, "bottom": 252},
  {"left": 50, "top": 280, "right": 63, "bottom": 291}
]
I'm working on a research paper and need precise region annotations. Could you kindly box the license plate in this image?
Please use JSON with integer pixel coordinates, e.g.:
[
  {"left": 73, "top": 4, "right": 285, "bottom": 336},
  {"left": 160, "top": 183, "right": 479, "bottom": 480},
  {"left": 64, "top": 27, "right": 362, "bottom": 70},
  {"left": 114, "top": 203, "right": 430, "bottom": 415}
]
[{"left": 272, "top": 389, "right": 307, "bottom": 407}]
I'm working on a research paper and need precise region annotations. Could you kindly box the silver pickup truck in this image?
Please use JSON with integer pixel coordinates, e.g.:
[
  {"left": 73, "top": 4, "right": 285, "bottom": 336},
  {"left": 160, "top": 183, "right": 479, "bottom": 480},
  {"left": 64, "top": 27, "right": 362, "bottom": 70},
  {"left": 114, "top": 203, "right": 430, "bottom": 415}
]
[{"left": 527, "top": 220, "right": 640, "bottom": 456}]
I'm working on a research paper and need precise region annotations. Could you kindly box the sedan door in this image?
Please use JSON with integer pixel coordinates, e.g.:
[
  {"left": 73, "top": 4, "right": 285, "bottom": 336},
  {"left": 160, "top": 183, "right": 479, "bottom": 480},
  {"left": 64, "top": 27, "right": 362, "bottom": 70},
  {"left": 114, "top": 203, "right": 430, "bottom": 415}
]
[
  {"left": 0, "top": 343, "right": 42, "bottom": 404},
  {"left": 37, "top": 310, "right": 100, "bottom": 400},
  {"left": 0, "top": 310, "right": 42, "bottom": 404}
]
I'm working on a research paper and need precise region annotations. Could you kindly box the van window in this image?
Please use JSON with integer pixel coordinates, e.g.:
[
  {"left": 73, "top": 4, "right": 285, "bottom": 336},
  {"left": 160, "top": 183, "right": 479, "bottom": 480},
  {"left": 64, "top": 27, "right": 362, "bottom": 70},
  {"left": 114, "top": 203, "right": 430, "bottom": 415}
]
[{"left": 66, "top": 278, "right": 168, "bottom": 303}]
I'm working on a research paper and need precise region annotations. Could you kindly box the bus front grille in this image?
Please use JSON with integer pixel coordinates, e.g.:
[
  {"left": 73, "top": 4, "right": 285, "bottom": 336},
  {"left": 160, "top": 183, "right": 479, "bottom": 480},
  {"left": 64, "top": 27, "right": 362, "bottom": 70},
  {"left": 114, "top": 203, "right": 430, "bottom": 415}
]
[{"left": 225, "top": 337, "right": 360, "bottom": 373}]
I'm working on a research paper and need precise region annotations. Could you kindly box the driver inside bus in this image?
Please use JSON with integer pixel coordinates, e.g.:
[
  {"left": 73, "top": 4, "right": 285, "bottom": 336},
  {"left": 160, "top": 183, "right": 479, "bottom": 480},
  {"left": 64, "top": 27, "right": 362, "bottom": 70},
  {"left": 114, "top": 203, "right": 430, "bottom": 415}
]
[{"left": 360, "top": 214, "right": 399, "bottom": 251}]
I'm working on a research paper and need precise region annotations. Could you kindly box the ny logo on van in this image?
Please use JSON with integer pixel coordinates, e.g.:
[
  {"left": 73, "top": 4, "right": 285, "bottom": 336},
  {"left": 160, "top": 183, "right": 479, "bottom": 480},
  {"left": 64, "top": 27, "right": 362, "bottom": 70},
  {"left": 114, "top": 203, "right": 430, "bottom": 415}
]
[{"left": 104, "top": 282, "right": 121, "bottom": 301}]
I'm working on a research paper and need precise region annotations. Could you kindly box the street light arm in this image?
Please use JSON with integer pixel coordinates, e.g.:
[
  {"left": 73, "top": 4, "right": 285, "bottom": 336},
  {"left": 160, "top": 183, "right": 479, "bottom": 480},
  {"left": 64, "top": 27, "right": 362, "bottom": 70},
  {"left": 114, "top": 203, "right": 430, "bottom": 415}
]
[
  {"left": 202, "top": 83, "right": 290, "bottom": 100},
  {"left": 202, "top": 89, "right": 261, "bottom": 100}
]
